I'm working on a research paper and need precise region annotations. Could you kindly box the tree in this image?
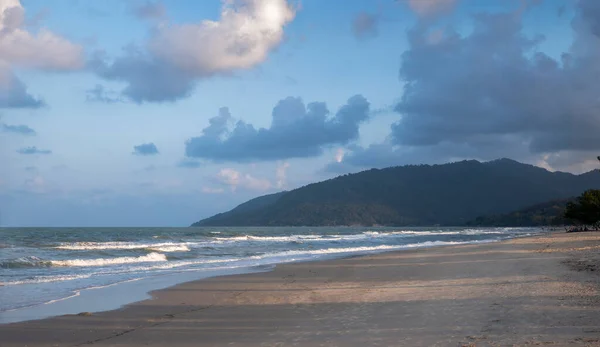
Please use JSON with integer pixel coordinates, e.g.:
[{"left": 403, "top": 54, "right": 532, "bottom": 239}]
[{"left": 564, "top": 190, "right": 600, "bottom": 230}]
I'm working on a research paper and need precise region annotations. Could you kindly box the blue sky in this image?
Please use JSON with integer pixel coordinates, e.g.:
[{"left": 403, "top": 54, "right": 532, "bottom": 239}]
[{"left": 1, "top": 0, "right": 599, "bottom": 227}]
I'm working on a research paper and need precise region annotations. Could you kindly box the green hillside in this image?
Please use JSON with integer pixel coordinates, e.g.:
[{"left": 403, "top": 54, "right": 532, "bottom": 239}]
[{"left": 191, "top": 159, "right": 600, "bottom": 227}]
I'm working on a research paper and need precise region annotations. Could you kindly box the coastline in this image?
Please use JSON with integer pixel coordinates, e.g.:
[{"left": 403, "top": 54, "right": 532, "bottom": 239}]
[
  {"left": 2, "top": 231, "right": 599, "bottom": 346},
  {"left": 1, "top": 229, "right": 525, "bottom": 324}
]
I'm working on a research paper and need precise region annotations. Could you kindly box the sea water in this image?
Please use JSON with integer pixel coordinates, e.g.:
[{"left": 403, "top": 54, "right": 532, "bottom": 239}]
[{"left": 0, "top": 226, "right": 542, "bottom": 323}]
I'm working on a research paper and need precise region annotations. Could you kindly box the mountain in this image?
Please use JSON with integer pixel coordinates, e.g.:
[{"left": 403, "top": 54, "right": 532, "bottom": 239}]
[
  {"left": 466, "top": 198, "right": 573, "bottom": 227},
  {"left": 191, "top": 159, "right": 600, "bottom": 227}
]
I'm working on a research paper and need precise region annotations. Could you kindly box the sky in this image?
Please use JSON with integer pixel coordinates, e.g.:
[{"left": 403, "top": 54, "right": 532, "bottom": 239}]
[{"left": 1, "top": 0, "right": 600, "bottom": 227}]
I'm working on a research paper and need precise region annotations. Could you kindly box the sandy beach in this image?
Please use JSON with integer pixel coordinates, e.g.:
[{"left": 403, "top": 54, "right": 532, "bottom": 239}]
[{"left": 2, "top": 231, "right": 599, "bottom": 347}]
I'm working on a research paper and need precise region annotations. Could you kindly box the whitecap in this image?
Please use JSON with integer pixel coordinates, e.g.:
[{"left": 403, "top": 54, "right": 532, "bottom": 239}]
[{"left": 50, "top": 252, "right": 167, "bottom": 267}]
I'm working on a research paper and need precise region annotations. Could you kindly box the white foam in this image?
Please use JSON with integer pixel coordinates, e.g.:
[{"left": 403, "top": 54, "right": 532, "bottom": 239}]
[
  {"left": 2, "top": 273, "right": 94, "bottom": 286},
  {"left": 146, "top": 245, "right": 190, "bottom": 252},
  {"left": 50, "top": 252, "right": 168, "bottom": 267},
  {"left": 253, "top": 239, "right": 495, "bottom": 261},
  {"left": 212, "top": 229, "right": 510, "bottom": 244},
  {"left": 54, "top": 242, "right": 190, "bottom": 252}
]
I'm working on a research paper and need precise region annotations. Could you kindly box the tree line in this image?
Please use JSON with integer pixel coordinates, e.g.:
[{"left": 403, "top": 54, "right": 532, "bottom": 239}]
[{"left": 564, "top": 157, "right": 600, "bottom": 231}]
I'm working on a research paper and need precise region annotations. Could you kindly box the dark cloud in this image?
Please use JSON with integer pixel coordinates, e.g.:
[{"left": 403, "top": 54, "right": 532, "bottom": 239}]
[
  {"left": 326, "top": 1, "right": 600, "bottom": 174},
  {"left": 85, "top": 84, "right": 123, "bottom": 103},
  {"left": 132, "top": 1, "right": 166, "bottom": 20},
  {"left": 2, "top": 123, "right": 36, "bottom": 135},
  {"left": 89, "top": 49, "right": 195, "bottom": 103},
  {"left": 326, "top": 134, "right": 535, "bottom": 173},
  {"left": 185, "top": 95, "right": 371, "bottom": 162},
  {"left": 389, "top": 5, "right": 600, "bottom": 155},
  {"left": 132, "top": 142, "right": 159, "bottom": 156},
  {"left": 580, "top": 0, "right": 600, "bottom": 36},
  {"left": 177, "top": 159, "right": 202, "bottom": 169},
  {"left": 0, "top": 71, "right": 44, "bottom": 109},
  {"left": 351, "top": 12, "right": 379, "bottom": 40},
  {"left": 17, "top": 146, "right": 52, "bottom": 155}
]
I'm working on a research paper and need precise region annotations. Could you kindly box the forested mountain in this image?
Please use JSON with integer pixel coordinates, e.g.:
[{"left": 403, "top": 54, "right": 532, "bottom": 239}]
[
  {"left": 191, "top": 159, "right": 600, "bottom": 227},
  {"left": 466, "top": 199, "right": 572, "bottom": 227}
]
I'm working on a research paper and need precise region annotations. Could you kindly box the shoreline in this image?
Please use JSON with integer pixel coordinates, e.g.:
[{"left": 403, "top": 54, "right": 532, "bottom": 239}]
[
  {"left": 1, "top": 234, "right": 524, "bottom": 324},
  {"left": 2, "top": 231, "right": 599, "bottom": 346}
]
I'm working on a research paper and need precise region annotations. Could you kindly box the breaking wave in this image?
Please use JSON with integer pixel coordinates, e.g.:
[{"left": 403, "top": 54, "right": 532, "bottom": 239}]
[
  {"left": 50, "top": 252, "right": 168, "bottom": 267},
  {"left": 54, "top": 242, "right": 190, "bottom": 253}
]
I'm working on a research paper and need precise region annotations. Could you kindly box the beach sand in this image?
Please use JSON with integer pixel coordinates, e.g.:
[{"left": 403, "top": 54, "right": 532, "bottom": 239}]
[{"left": 1, "top": 232, "right": 599, "bottom": 347}]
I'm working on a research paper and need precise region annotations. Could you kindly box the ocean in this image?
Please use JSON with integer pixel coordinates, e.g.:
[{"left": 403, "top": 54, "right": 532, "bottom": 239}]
[{"left": 0, "top": 226, "right": 542, "bottom": 323}]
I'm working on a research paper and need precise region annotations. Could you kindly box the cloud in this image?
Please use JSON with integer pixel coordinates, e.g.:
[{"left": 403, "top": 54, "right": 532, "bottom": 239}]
[
  {"left": 2, "top": 123, "right": 35, "bottom": 135},
  {"left": 276, "top": 161, "right": 289, "bottom": 188},
  {"left": 132, "top": 142, "right": 159, "bottom": 156},
  {"left": 215, "top": 168, "right": 272, "bottom": 192},
  {"left": 0, "top": 1, "right": 83, "bottom": 70},
  {"left": 393, "top": 7, "right": 600, "bottom": 154},
  {"left": 351, "top": 12, "right": 378, "bottom": 40},
  {"left": 325, "top": 2, "right": 600, "bottom": 175},
  {"left": 0, "top": 0, "right": 84, "bottom": 108},
  {"left": 400, "top": 0, "right": 457, "bottom": 16},
  {"left": 90, "top": 48, "right": 196, "bottom": 103},
  {"left": 325, "top": 135, "right": 531, "bottom": 173},
  {"left": 85, "top": 84, "right": 123, "bottom": 103},
  {"left": 332, "top": 148, "right": 344, "bottom": 163},
  {"left": 93, "top": 0, "right": 296, "bottom": 103},
  {"left": 185, "top": 94, "right": 371, "bottom": 162},
  {"left": 0, "top": 65, "right": 44, "bottom": 108},
  {"left": 17, "top": 146, "right": 51, "bottom": 155},
  {"left": 132, "top": 1, "right": 166, "bottom": 20},
  {"left": 580, "top": 0, "right": 600, "bottom": 37}
]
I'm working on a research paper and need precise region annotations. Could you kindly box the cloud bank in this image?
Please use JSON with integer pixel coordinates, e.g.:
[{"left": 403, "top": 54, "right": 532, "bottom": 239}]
[{"left": 331, "top": 1, "right": 600, "bottom": 174}]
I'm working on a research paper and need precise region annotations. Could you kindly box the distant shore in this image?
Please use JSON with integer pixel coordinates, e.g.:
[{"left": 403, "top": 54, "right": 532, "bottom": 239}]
[{"left": 2, "top": 231, "right": 600, "bottom": 346}]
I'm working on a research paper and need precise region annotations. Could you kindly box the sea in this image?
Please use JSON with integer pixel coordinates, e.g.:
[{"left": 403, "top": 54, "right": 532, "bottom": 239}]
[{"left": 0, "top": 226, "right": 543, "bottom": 324}]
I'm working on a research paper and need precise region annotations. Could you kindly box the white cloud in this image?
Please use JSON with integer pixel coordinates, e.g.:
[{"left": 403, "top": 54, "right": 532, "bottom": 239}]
[
  {"left": 216, "top": 168, "right": 272, "bottom": 191},
  {"left": 94, "top": 0, "right": 297, "bottom": 102},
  {"left": 276, "top": 161, "right": 289, "bottom": 188},
  {"left": 335, "top": 148, "right": 344, "bottom": 163},
  {"left": 244, "top": 173, "right": 272, "bottom": 191},
  {"left": 149, "top": 0, "right": 295, "bottom": 74},
  {"left": 0, "top": 0, "right": 83, "bottom": 70},
  {"left": 0, "top": 0, "right": 84, "bottom": 107}
]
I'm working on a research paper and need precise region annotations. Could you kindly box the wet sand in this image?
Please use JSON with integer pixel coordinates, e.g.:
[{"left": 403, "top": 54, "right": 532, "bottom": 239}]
[{"left": 2, "top": 232, "right": 600, "bottom": 346}]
